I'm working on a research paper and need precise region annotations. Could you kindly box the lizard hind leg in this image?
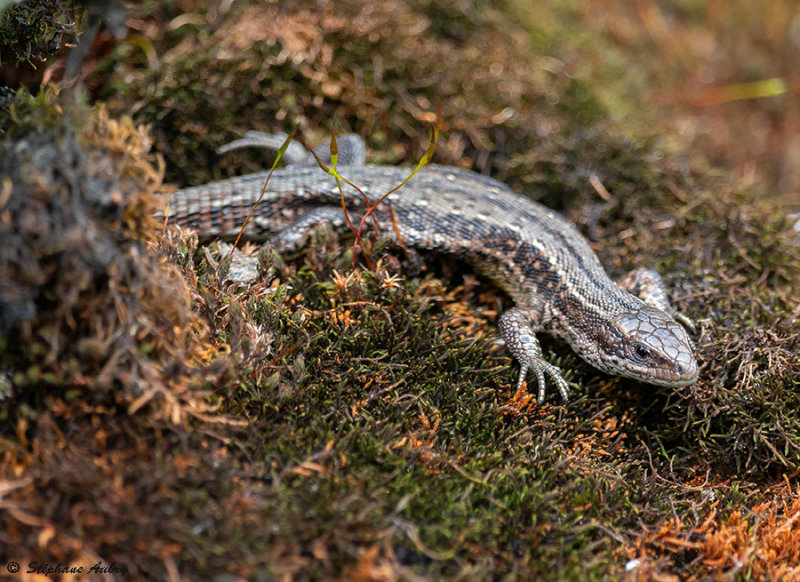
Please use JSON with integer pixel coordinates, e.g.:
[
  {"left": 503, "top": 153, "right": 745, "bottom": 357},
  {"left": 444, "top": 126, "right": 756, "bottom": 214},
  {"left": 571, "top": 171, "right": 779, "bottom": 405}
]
[
  {"left": 267, "top": 206, "right": 347, "bottom": 255},
  {"left": 498, "top": 307, "right": 570, "bottom": 403}
]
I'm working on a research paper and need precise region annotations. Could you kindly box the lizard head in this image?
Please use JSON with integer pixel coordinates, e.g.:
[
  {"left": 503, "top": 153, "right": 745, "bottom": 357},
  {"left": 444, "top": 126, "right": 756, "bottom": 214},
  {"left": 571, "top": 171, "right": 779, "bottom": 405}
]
[{"left": 594, "top": 306, "right": 698, "bottom": 387}]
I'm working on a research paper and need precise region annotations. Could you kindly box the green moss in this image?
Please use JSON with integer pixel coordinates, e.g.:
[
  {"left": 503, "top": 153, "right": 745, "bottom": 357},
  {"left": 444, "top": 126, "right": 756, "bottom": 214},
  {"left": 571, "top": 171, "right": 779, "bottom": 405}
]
[
  {"left": 0, "top": 86, "right": 63, "bottom": 136},
  {"left": 0, "top": 0, "right": 79, "bottom": 67}
]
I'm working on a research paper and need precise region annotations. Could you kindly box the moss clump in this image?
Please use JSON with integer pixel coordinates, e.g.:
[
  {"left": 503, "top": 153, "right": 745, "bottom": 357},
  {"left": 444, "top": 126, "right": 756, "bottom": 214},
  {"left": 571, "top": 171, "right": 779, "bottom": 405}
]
[
  {"left": 0, "top": 90, "right": 210, "bottom": 421},
  {"left": 0, "top": 0, "right": 79, "bottom": 67}
]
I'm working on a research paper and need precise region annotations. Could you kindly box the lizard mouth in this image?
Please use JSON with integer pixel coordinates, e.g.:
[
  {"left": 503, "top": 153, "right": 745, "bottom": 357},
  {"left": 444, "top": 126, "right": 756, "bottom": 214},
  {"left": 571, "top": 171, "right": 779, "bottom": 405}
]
[
  {"left": 662, "top": 365, "right": 698, "bottom": 386},
  {"left": 637, "top": 356, "right": 698, "bottom": 387}
]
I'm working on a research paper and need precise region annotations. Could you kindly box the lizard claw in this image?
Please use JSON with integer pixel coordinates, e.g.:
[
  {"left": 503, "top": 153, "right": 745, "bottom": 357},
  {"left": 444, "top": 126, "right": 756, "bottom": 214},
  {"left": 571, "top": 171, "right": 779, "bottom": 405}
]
[
  {"left": 501, "top": 306, "right": 571, "bottom": 404},
  {"left": 517, "top": 361, "right": 571, "bottom": 404}
]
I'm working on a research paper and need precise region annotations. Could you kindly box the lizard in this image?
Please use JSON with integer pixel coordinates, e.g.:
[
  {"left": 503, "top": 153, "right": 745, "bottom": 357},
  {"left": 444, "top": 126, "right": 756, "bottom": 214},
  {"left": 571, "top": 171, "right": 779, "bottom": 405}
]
[{"left": 166, "top": 132, "right": 699, "bottom": 403}]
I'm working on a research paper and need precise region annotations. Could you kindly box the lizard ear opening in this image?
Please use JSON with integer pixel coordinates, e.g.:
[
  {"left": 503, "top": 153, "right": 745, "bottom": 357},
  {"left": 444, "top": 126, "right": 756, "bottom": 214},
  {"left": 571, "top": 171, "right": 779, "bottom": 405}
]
[{"left": 595, "top": 319, "right": 628, "bottom": 361}]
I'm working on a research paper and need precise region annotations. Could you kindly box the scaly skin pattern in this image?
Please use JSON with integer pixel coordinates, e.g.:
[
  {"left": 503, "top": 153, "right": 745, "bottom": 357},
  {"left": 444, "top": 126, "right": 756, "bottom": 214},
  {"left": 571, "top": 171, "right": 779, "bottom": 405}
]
[{"left": 167, "top": 146, "right": 698, "bottom": 402}]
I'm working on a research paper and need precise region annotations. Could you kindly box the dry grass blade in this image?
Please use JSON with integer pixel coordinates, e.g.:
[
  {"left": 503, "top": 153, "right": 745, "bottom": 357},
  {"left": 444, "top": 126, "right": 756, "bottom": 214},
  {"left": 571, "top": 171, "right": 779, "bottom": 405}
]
[
  {"left": 231, "top": 126, "right": 299, "bottom": 251},
  {"left": 356, "top": 120, "right": 439, "bottom": 243}
]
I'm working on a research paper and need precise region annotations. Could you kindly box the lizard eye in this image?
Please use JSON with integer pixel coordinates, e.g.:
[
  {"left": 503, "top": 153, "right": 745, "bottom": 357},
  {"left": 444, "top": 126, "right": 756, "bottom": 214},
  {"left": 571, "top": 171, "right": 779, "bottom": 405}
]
[{"left": 633, "top": 343, "right": 650, "bottom": 360}]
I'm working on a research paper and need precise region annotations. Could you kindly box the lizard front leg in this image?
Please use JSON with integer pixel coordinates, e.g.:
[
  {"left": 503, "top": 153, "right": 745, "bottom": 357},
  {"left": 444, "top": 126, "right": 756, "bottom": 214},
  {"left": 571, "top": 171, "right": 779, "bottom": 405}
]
[{"left": 498, "top": 307, "right": 570, "bottom": 403}]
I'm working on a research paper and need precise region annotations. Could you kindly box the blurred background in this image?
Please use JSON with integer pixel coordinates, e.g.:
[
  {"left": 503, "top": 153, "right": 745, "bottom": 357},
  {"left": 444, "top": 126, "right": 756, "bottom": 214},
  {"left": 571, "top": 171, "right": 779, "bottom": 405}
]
[
  {"left": 512, "top": 0, "right": 800, "bottom": 210},
  {"left": 2, "top": 0, "right": 799, "bottom": 210}
]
